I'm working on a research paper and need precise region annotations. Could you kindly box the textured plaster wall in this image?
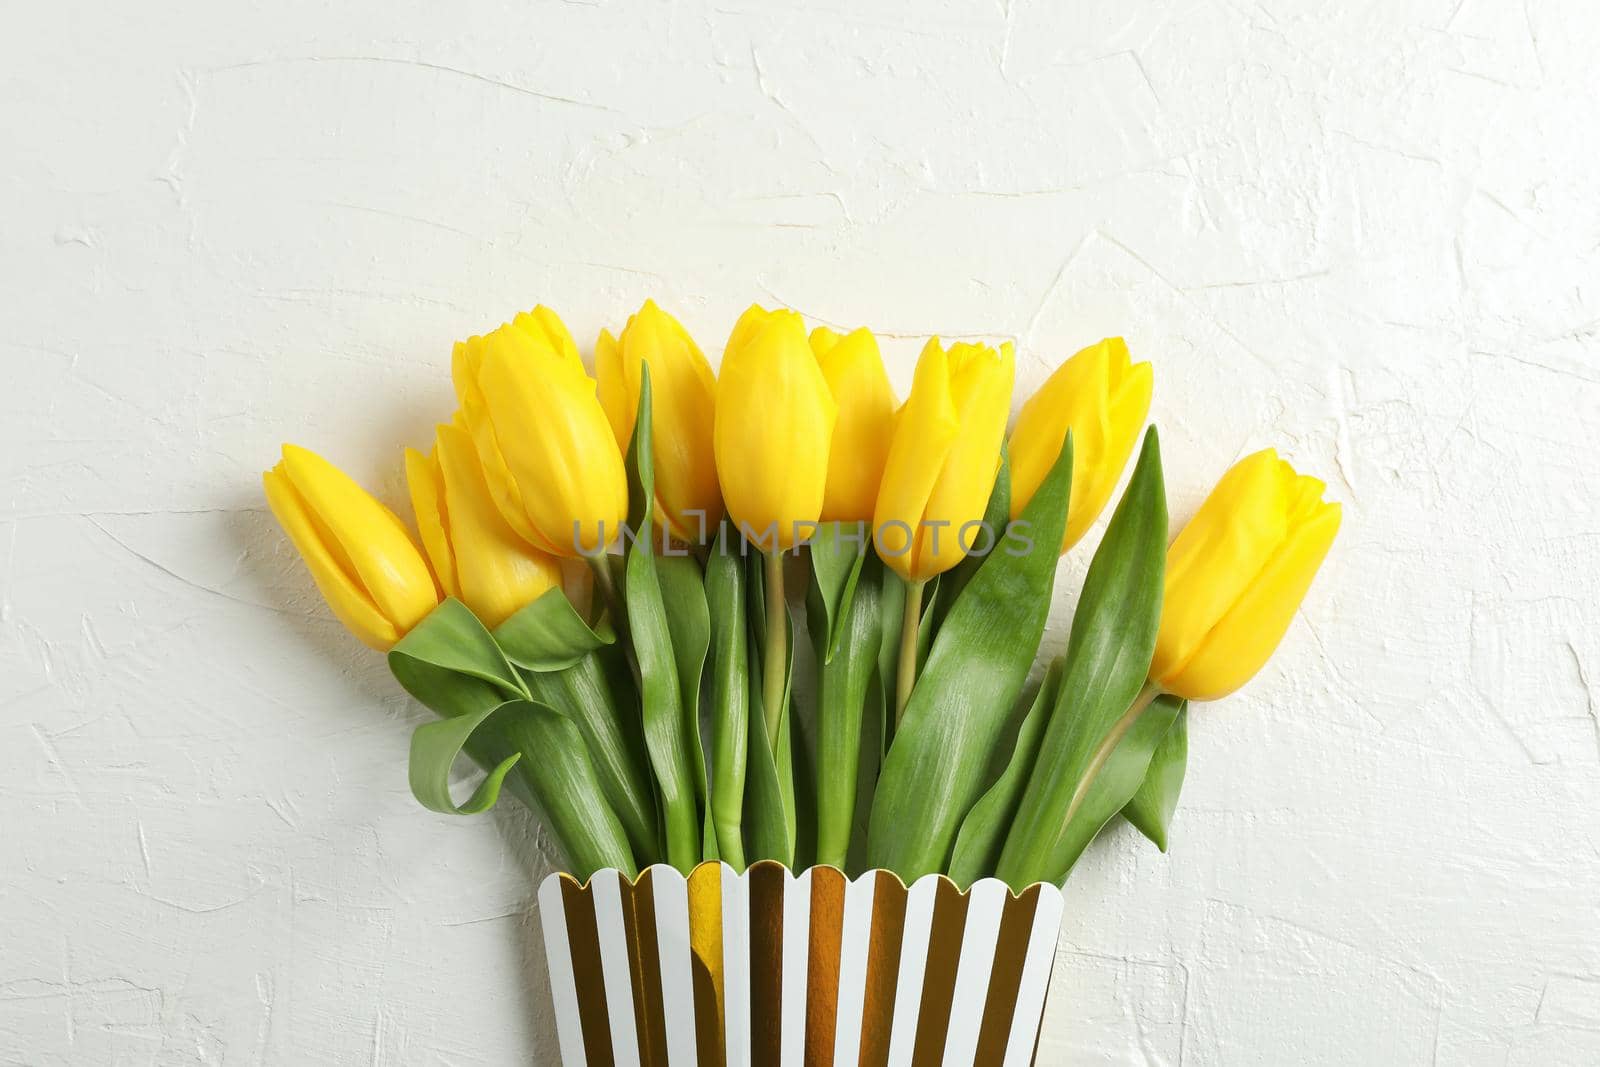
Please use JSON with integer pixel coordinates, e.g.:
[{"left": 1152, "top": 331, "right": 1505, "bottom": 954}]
[{"left": 3, "top": 1, "right": 1598, "bottom": 1063}]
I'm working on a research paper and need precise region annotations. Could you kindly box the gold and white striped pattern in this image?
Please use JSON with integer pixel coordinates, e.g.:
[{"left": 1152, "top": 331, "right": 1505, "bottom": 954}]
[{"left": 537, "top": 862, "right": 1064, "bottom": 1066}]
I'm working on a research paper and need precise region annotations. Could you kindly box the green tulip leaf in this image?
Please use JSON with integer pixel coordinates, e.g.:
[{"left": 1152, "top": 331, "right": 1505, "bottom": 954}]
[
  {"left": 809, "top": 521, "right": 871, "bottom": 664},
  {"left": 1043, "top": 694, "right": 1183, "bottom": 881},
  {"left": 410, "top": 701, "right": 525, "bottom": 815},
  {"left": 388, "top": 598, "right": 527, "bottom": 718},
  {"left": 520, "top": 657, "right": 659, "bottom": 865},
  {"left": 946, "top": 659, "right": 1065, "bottom": 888},
  {"left": 656, "top": 552, "right": 716, "bottom": 861},
  {"left": 809, "top": 557, "right": 884, "bottom": 870},
  {"left": 407, "top": 697, "right": 637, "bottom": 880},
  {"left": 1123, "top": 702, "right": 1188, "bottom": 852},
  {"left": 705, "top": 522, "right": 751, "bottom": 868},
  {"left": 865, "top": 431, "right": 1074, "bottom": 882},
  {"left": 622, "top": 366, "right": 703, "bottom": 873},
  {"left": 494, "top": 588, "right": 616, "bottom": 673},
  {"left": 994, "top": 428, "right": 1168, "bottom": 889}
]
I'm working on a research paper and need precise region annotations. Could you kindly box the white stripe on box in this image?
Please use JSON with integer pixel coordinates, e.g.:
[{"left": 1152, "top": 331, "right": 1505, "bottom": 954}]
[
  {"left": 590, "top": 870, "right": 642, "bottom": 1066},
  {"left": 651, "top": 866, "right": 698, "bottom": 1067},
  {"left": 940, "top": 880, "right": 1008, "bottom": 1067},
  {"left": 1001, "top": 885, "right": 1064, "bottom": 1067},
  {"left": 722, "top": 863, "right": 751, "bottom": 1067},
  {"left": 830, "top": 871, "right": 879, "bottom": 1067},
  {"left": 537, "top": 876, "right": 588, "bottom": 1067},
  {"left": 884, "top": 874, "right": 940, "bottom": 1067},
  {"left": 780, "top": 867, "right": 812, "bottom": 1067}
]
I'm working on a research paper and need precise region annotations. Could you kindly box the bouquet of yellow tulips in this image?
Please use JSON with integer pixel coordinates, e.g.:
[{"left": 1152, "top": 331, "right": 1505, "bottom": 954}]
[{"left": 264, "top": 300, "right": 1339, "bottom": 893}]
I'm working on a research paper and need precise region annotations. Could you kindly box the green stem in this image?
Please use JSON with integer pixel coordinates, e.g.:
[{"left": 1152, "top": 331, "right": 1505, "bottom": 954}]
[
  {"left": 586, "top": 554, "right": 628, "bottom": 641},
  {"left": 762, "top": 550, "right": 787, "bottom": 747},
  {"left": 1059, "top": 680, "right": 1162, "bottom": 829},
  {"left": 895, "top": 578, "right": 926, "bottom": 727}
]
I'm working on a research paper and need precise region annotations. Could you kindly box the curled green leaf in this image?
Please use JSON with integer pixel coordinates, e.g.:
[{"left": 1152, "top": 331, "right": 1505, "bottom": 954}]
[
  {"left": 494, "top": 588, "right": 615, "bottom": 673},
  {"left": 407, "top": 698, "right": 637, "bottom": 880},
  {"left": 388, "top": 598, "right": 527, "bottom": 717}
]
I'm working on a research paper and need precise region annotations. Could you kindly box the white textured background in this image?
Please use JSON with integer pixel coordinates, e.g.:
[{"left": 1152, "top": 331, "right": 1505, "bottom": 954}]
[{"left": 4, "top": 1, "right": 1598, "bottom": 1063}]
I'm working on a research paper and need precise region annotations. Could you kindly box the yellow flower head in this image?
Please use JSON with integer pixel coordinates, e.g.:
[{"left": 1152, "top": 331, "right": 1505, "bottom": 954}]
[
  {"left": 596, "top": 300, "right": 722, "bottom": 542},
  {"left": 713, "top": 304, "right": 838, "bottom": 551},
  {"left": 810, "top": 325, "right": 897, "bottom": 523},
  {"left": 1009, "top": 337, "right": 1153, "bottom": 552},
  {"left": 451, "top": 306, "right": 629, "bottom": 557},
  {"left": 873, "top": 337, "right": 1014, "bottom": 581},
  {"left": 262, "top": 444, "right": 440, "bottom": 650},
  {"left": 405, "top": 423, "right": 563, "bottom": 629},
  {"left": 1149, "top": 449, "right": 1342, "bottom": 701}
]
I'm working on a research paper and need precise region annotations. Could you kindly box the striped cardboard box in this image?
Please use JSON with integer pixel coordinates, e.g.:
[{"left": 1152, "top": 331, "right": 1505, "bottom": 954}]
[{"left": 537, "top": 861, "right": 1063, "bottom": 1066}]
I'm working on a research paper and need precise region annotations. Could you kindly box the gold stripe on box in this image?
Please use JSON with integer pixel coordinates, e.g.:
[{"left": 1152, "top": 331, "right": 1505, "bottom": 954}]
[
  {"left": 856, "top": 870, "right": 908, "bottom": 1067},
  {"left": 804, "top": 866, "right": 846, "bottom": 1067},
  {"left": 687, "top": 862, "right": 725, "bottom": 1067},
  {"left": 559, "top": 877, "right": 615, "bottom": 1067},
  {"left": 748, "top": 862, "right": 786, "bottom": 1065},
  {"left": 974, "top": 884, "right": 1042, "bottom": 1064},
  {"left": 911, "top": 875, "right": 972, "bottom": 1063},
  {"left": 620, "top": 869, "right": 669, "bottom": 1066}
]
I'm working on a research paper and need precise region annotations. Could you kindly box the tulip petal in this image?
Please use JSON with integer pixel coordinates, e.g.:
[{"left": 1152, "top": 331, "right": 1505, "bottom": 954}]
[
  {"left": 478, "top": 325, "right": 629, "bottom": 555},
  {"left": 405, "top": 445, "right": 460, "bottom": 601},
  {"left": 594, "top": 327, "right": 633, "bottom": 447},
  {"left": 1149, "top": 449, "right": 1289, "bottom": 683},
  {"left": 1161, "top": 499, "right": 1340, "bottom": 701},
  {"left": 511, "top": 304, "right": 581, "bottom": 365},
  {"left": 815, "top": 326, "right": 896, "bottom": 523},
  {"left": 873, "top": 338, "right": 960, "bottom": 576},
  {"left": 628, "top": 301, "right": 722, "bottom": 539},
  {"left": 436, "top": 423, "right": 563, "bottom": 628},
  {"left": 714, "top": 311, "right": 836, "bottom": 550},
  {"left": 913, "top": 340, "right": 1014, "bottom": 577},
  {"left": 1009, "top": 338, "right": 1153, "bottom": 552},
  {"left": 263, "top": 465, "right": 400, "bottom": 649},
  {"left": 453, "top": 336, "right": 547, "bottom": 551},
  {"left": 277, "top": 445, "right": 438, "bottom": 638}
]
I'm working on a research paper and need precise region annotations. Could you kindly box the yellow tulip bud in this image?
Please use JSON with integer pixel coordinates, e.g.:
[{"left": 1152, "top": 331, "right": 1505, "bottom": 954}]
[
  {"left": 713, "top": 304, "right": 837, "bottom": 551},
  {"left": 1149, "top": 449, "right": 1342, "bottom": 702},
  {"left": 262, "top": 444, "right": 440, "bottom": 650},
  {"left": 595, "top": 300, "right": 722, "bottom": 542},
  {"left": 1009, "top": 337, "right": 1153, "bottom": 552},
  {"left": 810, "top": 325, "right": 897, "bottom": 523},
  {"left": 873, "top": 337, "right": 1015, "bottom": 581},
  {"left": 451, "top": 307, "right": 629, "bottom": 557},
  {"left": 405, "top": 424, "right": 563, "bottom": 629}
]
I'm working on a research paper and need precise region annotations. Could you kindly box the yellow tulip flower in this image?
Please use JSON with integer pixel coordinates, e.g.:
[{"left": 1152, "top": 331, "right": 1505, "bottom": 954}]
[
  {"left": 873, "top": 337, "right": 1015, "bottom": 582},
  {"left": 1009, "top": 337, "right": 1153, "bottom": 552},
  {"left": 713, "top": 304, "right": 837, "bottom": 551},
  {"left": 451, "top": 307, "right": 629, "bottom": 558},
  {"left": 810, "top": 325, "right": 897, "bottom": 523},
  {"left": 262, "top": 444, "right": 440, "bottom": 650},
  {"left": 595, "top": 300, "right": 722, "bottom": 542},
  {"left": 1149, "top": 449, "right": 1342, "bottom": 702},
  {"left": 405, "top": 423, "right": 563, "bottom": 629}
]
